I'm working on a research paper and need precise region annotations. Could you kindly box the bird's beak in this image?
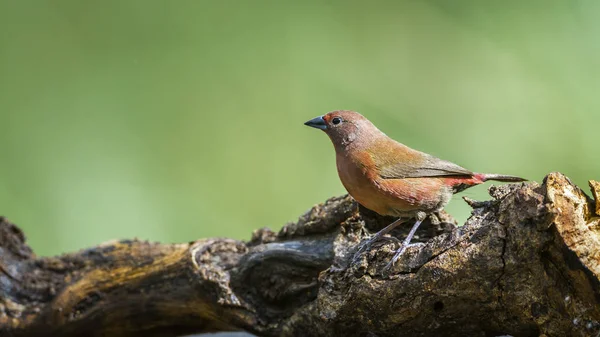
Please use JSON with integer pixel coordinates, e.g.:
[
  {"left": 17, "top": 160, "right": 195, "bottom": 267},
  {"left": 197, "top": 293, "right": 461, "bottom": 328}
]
[{"left": 304, "top": 116, "right": 327, "bottom": 130}]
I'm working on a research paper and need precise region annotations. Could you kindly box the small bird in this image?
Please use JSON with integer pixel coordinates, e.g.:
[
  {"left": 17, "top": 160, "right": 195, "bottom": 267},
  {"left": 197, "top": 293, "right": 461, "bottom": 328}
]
[{"left": 304, "top": 110, "right": 525, "bottom": 265}]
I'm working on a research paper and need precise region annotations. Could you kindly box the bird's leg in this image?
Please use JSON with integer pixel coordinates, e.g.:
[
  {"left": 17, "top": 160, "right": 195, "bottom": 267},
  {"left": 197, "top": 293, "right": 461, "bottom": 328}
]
[
  {"left": 370, "top": 217, "right": 407, "bottom": 242},
  {"left": 387, "top": 212, "right": 427, "bottom": 267},
  {"left": 355, "top": 218, "right": 407, "bottom": 257}
]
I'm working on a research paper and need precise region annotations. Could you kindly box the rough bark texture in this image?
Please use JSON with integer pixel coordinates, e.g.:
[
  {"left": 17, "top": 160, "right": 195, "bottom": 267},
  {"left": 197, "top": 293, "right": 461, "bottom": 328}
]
[{"left": 0, "top": 172, "right": 599, "bottom": 337}]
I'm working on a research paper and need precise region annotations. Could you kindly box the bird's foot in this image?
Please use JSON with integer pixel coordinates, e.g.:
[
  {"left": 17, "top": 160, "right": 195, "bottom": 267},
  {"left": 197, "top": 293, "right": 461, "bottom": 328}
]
[
  {"left": 384, "top": 243, "right": 422, "bottom": 270},
  {"left": 355, "top": 217, "right": 406, "bottom": 256},
  {"left": 352, "top": 234, "right": 400, "bottom": 268},
  {"left": 356, "top": 234, "right": 397, "bottom": 256}
]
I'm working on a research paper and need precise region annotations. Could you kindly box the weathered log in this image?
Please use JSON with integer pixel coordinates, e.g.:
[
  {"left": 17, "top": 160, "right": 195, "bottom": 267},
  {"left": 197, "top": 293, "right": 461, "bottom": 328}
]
[{"left": 0, "top": 172, "right": 599, "bottom": 337}]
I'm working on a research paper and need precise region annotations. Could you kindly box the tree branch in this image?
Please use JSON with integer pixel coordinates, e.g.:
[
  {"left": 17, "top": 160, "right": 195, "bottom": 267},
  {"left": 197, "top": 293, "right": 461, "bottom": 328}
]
[{"left": 1, "top": 172, "right": 599, "bottom": 337}]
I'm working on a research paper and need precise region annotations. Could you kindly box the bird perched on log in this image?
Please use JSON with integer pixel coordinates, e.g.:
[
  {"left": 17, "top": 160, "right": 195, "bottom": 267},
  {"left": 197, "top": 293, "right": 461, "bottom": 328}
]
[{"left": 304, "top": 110, "right": 525, "bottom": 266}]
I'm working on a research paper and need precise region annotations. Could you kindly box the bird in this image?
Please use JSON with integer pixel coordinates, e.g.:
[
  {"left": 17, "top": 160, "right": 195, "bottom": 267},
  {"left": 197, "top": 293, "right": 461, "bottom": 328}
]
[{"left": 304, "top": 110, "right": 525, "bottom": 266}]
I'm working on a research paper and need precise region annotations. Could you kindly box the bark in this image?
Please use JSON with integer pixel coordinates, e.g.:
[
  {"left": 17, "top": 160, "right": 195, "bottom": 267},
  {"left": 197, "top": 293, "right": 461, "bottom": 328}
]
[{"left": 0, "top": 172, "right": 599, "bottom": 337}]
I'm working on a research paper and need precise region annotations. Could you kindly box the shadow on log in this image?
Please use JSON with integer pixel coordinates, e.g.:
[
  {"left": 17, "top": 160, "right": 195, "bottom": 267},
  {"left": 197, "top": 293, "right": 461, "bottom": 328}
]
[{"left": 0, "top": 172, "right": 599, "bottom": 337}]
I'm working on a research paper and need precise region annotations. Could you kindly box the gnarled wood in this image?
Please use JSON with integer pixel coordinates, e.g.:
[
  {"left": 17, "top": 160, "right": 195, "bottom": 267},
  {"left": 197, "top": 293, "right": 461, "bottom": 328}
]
[{"left": 0, "top": 172, "right": 599, "bottom": 337}]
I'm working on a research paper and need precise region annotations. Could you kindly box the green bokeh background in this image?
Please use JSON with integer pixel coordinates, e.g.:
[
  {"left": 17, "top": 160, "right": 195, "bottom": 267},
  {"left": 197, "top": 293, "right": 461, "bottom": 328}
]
[{"left": 1, "top": 1, "right": 598, "bottom": 257}]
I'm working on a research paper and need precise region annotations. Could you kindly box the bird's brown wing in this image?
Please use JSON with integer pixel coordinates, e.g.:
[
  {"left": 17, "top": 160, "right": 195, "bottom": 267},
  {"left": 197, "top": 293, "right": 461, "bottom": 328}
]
[{"left": 370, "top": 139, "right": 473, "bottom": 179}]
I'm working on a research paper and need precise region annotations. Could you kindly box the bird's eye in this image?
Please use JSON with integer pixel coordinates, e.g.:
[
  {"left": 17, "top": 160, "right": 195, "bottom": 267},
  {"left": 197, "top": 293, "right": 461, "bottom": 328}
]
[{"left": 332, "top": 117, "right": 342, "bottom": 125}]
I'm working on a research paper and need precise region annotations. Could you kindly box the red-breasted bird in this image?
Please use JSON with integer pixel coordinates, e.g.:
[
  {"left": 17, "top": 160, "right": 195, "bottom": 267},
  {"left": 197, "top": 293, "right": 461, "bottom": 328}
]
[{"left": 304, "top": 110, "right": 525, "bottom": 265}]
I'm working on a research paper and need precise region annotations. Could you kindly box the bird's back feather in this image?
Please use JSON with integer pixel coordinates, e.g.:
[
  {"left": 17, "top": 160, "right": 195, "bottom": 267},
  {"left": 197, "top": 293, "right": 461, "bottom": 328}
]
[{"left": 367, "top": 138, "right": 473, "bottom": 180}]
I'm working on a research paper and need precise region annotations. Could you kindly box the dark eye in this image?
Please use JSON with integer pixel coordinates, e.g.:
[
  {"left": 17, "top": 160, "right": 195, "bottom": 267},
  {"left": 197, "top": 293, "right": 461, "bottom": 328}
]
[{"left": 332, "top": 117, "right": 342, "bottom": 125}]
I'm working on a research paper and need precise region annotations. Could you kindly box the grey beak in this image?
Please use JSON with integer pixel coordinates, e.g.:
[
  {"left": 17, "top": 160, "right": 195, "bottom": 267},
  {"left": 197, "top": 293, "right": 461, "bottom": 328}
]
[{"left": 304, "top": 116, "right": 327, "bottom": 130}]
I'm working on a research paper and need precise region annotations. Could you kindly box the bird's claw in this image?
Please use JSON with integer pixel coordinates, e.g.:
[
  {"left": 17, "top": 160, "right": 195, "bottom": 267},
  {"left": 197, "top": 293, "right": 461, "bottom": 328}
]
[
  {"left": 391, "top": 245, "right": 408, "bottom": 264},
  {"left": 353, "top": 235, "right": 401, "bottom": 268},
  {"left": 384, "top": 243, "right": 421, "bottom": 270},
  {"left": 356, "top": 235, "right": 397, "bottom": 256}
]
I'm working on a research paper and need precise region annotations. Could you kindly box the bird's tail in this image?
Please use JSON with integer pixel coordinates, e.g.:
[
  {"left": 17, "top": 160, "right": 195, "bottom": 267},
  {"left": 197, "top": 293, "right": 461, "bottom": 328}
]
[{"left": 476, "top": 173, "right": 527, "bottom": 183}]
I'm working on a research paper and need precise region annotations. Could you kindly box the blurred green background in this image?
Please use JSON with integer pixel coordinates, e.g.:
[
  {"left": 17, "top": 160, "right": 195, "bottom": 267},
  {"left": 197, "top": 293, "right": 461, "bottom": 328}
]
[{"left": 1, "top": 1, "right": 598, "bottom": 257}]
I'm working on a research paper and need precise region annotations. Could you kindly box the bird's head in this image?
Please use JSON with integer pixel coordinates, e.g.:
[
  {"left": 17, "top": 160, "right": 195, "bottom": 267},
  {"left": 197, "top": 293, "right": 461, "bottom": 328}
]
[{"left": 304, "top": 110, "right": 380, "bottom": 149}]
